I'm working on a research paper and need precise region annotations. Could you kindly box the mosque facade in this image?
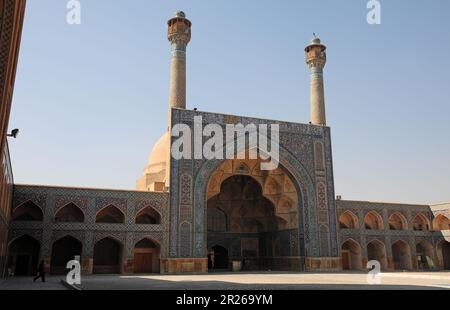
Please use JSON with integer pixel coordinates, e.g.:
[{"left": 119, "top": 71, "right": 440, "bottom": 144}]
[{"left": 1, "top": 10, "right": 450, "bottom": 277}]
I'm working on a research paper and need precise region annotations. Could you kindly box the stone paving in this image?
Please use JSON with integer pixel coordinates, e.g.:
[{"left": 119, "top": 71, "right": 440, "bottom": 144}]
[
  {"left": 78, "top": 271, "right": 450, "bottom": 290},
  {"left": 1, "top": 272, "right": 450, "bottom": 290},
  {"left": 0, "top": 276, "right": 66, "bottom": 290}
]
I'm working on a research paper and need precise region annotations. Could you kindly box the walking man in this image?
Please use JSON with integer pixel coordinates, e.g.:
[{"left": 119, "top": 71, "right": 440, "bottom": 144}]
[{"left": 33, "top": 260, "right": 46, "bottom": 282}]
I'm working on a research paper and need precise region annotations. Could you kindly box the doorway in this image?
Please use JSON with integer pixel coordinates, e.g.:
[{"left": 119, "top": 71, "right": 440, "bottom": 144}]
[{"left": 212, "top": 245, "right": 229, "bottom": 270}]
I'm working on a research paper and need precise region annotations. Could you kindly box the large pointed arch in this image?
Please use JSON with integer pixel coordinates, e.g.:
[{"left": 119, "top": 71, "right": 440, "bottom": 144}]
[
  {"left": 193, "top": 145, "right": 317, "bottom": 260},
  {"left": 11, "top": 201, "right": 43, "bottom": 221},
  {"left": 50, "top": 236, "right": 82, "bottom": 274},
  {"left": 364, "top": 211, "right": 384, "bottom": 230},
  {"left": 339, "top": 210, "right": 359, "bottom": 229},
  {"left": 391, "top": 240, "right": 412, "bottom": 270},
  {"left": 341, "top": 238, "right": 362, "bottom": 270},
  {"left": 416, "top": 240, "right": 435, "bottom": 270},
  {"left": 95, "top": 205, "right": 125, "bottom": 224},
  {"left": 8, "top": 235, "right": 41, "bottom": 276},
  {"left": 436, "top": 240, "right": 450, "bottom": 270},
  {"left": 135, "top": 206, "right": 161, "bottom": 224},
  {"left": 367, "top": 239, "right": 388, "bottom": 270},
  {"left": 133, "top": 238, "right": 160, "bottom": 273},
  {"left": 93, "top": 237, "right": 123, "bottom": 274},
  {"left": 388, "top": 212, "right": 408, "bottom": 230},
  {"left": 433, "top": 214, "right": 450, "bottom": 231},
  {"left": 55, "top": 202, "right": 85, "bottom": 223},
  {"left": 204, "top": 156, "right": 304, "bottom": 271},
  {"left": 412, "top": 213, "right": 431, "bottom": 231}
]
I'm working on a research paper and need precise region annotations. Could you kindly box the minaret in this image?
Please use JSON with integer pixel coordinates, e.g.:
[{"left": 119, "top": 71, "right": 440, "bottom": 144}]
[
  {"left": 305, "top": 36, "right": 327, "bottom": 126},
  {"left": 167, "top": 11, "right": 192, "bottom": 109}
]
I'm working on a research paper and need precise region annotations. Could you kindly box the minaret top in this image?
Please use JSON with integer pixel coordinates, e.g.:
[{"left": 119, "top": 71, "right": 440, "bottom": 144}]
[
  {"left": 168, "top": 10, "right": 191, "bottom": 26},
  {"left": 305, "top": 35, "right": 327, "bottom": 69},
  {"left": 305, "top": 34, "right": 326, "bottom": 53},
  {"left": 167, "top": 11, "right": 192, "bottom": 46}
]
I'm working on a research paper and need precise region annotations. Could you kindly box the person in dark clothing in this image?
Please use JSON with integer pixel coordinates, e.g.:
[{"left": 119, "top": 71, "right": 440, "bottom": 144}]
[
  {"left": 33, "top": 260, "right": 45, "bottom": 282},
  {"left": 242, "top": 258, "right": 247, "bottom": 271}
]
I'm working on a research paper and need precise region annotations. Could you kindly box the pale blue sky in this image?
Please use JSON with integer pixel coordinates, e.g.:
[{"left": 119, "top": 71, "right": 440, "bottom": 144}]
[{"left": 8, "top": 0, "right": 450, "bottom": 204}]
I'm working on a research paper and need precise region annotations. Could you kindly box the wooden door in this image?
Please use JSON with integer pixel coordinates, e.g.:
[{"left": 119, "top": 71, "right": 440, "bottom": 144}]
[{"left": 134, "top": 253, "right": 153, "bottom": 273}]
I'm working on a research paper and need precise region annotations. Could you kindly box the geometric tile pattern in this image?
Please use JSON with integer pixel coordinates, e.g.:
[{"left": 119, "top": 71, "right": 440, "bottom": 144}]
[
  {"left": 336, "top": 200, "right": 449, "bottom": 258},
  {"left": 7, "top": 108, "right": 449, "bottom": 271},
  {"left": 9, "top": 185, "right": 169, "bottom": 260},
  {"left": 169, "top": 108, "right": 339, "bottom": 260}
]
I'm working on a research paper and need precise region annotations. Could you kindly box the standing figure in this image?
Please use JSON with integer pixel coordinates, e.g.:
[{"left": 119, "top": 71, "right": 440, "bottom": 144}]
[{"left": 33, "top": 260, "right": 46, "bottom": 283}]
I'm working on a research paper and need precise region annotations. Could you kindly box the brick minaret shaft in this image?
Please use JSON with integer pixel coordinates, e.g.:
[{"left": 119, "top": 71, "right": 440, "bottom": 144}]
[
  {"left": 305, "top": 36, "right": 327, "bottom": 126},
  {"left": 167, "top": 11, "right": 191, "bottom": 109}
]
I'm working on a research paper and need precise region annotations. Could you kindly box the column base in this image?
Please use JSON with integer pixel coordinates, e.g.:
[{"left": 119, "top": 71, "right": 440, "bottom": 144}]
[
  {"left": 387, "top": 257, "right": 395, "bottom": 270},
  {"left": 362, "top": 257, "right": 368, "bottom": 269},
  {"left": 161, "top": 258, "right": 208, "bottom": 274},
  {"left": 81, "top": 257, "right": 93, "bottom": 275},
  {"left": 43, "top": 256, "right": 51, "bottom": 274},
  {"left": 122, "top": 258, "right": 134, "bottom": 274}
]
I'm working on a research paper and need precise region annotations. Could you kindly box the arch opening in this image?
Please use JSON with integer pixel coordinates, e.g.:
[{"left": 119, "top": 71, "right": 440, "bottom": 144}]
[
  {"left": 367, "top": 240, "right": 388, "bottom": 270},
  {"left": 208, "top": 245, "right": 229, "bottom": 270},
  {"left": 437, "top": 240, "right": 450, "bottom": 270},
  {"left": 93, "top": 237, "right": 122, "bottom": 274},
  {"left": 416, "top": 240, "right": 435, "bottom": 270},
  {"left": 55, "top": 203, "right": 84, "bottom": 223},
  {"left": 341, "top": 239, "right": 362, "bottom": 270},
  {"left": 8, "top": 235, "right": 41, "bottom": 276},
  {"left": 95, "top": 205, "right": 125, "bottom": 224},
  {"left": 412, "top": 214, "right": 430, "bottom": 231},
  {"left": 11, "top": 201, "right": 43, "bottom": 221},
  {"left": 388, "top": 213, "right": 407, "bottom": 231},
  {"left": 206, "top": 159, "right": 301, "bottom": 272},
  {"left": 50, "top": 236, "right": 82, "bottom": 274},
  {"left": 433, "top": 215, "right": 450, "bottom": 231},
  {"left": 339, "top": 211, "right": 358, "bottom": 229},
  {"left": 133, "top": 238, "right": 160, "bottom": 273},
  {"left": 135, "top": 207, "right": 161, "bottom": 224},
  {"left": 364, "top": 211, "right": 383, "bottom": 230},
  {"left": 392, "top": 240, "right": 412, "bottom": 270}
]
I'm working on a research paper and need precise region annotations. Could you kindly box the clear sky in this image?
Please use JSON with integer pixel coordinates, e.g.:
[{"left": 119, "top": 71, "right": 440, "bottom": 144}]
[{"left": 8, "top": 0, "right": 450, "bottom": 204}]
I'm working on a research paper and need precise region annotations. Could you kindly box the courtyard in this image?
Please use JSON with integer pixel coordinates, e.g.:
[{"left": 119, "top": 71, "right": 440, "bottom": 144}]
[{"left": 1, "top": 271, "right": 450, "bottom": 290}]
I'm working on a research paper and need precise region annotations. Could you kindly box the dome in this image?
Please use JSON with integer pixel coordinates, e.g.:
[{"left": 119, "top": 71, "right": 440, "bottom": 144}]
[
  {"left": 311, "top": 37, "right": 321, "bottom": 44},
  {"left": 146, "top": 132, "right": 169, "bottom": 174},
  {"left": 174, "top": 11, "right": 186, "bottom": 18},
  {"left": 136, "top": 132, "right": 169, "bottom": 191}
]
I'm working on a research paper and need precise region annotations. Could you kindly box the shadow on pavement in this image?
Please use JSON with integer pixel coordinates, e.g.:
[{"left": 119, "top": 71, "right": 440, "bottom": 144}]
[{"left": 78, "top": 274, "right": 445, "bottom": 290}]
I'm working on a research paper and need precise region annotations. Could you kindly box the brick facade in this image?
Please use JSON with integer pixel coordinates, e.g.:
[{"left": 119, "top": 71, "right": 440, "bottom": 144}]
[
  {"left": 9, "top": 185, "right": 169, "bottom": 275},
  {"left": 0, "top": 0, "right": 26, "bottom": 278},
  {"left": 337, "top": 200, "right": 450, "bottom": 271}
]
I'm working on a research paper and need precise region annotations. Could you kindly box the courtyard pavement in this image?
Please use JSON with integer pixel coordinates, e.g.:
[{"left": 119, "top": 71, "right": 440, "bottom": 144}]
[
  {"left": 77, "top": 271, "right": 450, "bottom": 290},
  {"left": 0, "top": 276, "right": 66, "bottom": 290},
  {"left": 1, "top": 271, "right": 450, "bottom": 290}
]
